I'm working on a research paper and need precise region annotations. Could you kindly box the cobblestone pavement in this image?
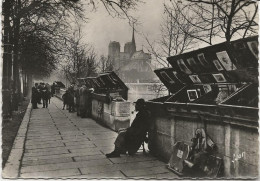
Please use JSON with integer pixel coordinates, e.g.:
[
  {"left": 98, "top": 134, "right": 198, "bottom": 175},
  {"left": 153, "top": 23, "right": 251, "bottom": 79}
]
[{"left": 19, "top": 97, "right": 178, "bottom": 178}]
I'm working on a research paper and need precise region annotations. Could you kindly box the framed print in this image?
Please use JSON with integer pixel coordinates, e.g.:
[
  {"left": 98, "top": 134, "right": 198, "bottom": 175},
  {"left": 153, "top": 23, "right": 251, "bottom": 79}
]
[
  {"left": 187, "top": 89, "right": 198, "bottom": 101},
  {"left": 247, "top": 41, "right": 258, "bottom": 59},
  {"left": 203, "top": 84, "right": 212, "bottom": 93},
  {"left": 187, "top": 57, "right": 197, "bottom": 67},
  {"left": 212, "top": 73, "right": 227, "bottom": 82},
  {"left": 216, "top": 51, "right": 237, "bottom": 70},
  {"left": 172, "top": 71, "right": 183, "bottom": 83},
  {"left": 213, "top": 60, "right": 224, "bottom": 71},
  {"left": 189, "top": 75, "right": 202, "bottom": 83},
  {"left": 197, "top": 53, "right": 208, "bottom": 66},
  {"left": 160, "top": 71, "right": 175, "bottom": 84},
  {"left": 177, "top": 59, "right": 192, "bottom": 74}
]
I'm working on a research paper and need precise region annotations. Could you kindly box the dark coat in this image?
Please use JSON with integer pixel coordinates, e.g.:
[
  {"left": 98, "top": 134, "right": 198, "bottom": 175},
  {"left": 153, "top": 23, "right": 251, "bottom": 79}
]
[
  {"left": 31, "top": 86, "right": 39, "bottom": 103},
  {"left": 41, "top": 87, "right": 49, "bottom": 99},
  {"left": 62, "top": 92, "right": 70, "bottom": 104},
  {"left": 115, "top": 109, "right": 150, "bottom": 154}
]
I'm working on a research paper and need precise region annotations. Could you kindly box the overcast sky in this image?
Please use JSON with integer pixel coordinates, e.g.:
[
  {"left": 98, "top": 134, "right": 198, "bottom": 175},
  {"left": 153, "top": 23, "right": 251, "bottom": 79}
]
[{"left": 81, "top": 0, "right": 164, "bottom": 56}]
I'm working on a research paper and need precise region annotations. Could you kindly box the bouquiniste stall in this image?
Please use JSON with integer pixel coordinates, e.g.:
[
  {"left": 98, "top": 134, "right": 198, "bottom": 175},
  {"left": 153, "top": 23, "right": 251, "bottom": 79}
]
[
  {"left": 147, "top": 36, "right": 258, "bottom": 178},
  {"left": 82, "top": 72, "right": 131, "bottom": 131}
]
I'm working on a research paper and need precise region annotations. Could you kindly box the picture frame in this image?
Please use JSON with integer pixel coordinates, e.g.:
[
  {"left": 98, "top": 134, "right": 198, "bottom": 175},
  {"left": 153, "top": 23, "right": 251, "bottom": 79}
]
[
  {"left": 177, "top": 59, "right": 192, "bottom": 74},
  {"left": 187, "top": 89, "right": 198, "bottom": 101},
  {"left": 216, "top": 51, "right": 237, "bottom": 70},
  {"left": 160, "top": 71, "right": 175, "bottom": 84},
  {"left": 197, "top": 53, "right": 208, "bottom": 66},
  {"left": 247, "top": 41, "right": 258, "bottom": 59},
  {"left": 187, "top": 57, "right": 197, "bottom": 67},
  {"left": 203, "top": 84, "right": 212, "bottom": 93},
  {"left": 189, "top": 75, "right": 202, "bottom": 83},
  {"left": 172, "top": 71, "right": 183, "bottom": 83},
  {"left": 212, "top": 73, "right": 227, "bottom": 83},
  {"left": 212, "top": 60, "right": 224, "bottom": 71}
]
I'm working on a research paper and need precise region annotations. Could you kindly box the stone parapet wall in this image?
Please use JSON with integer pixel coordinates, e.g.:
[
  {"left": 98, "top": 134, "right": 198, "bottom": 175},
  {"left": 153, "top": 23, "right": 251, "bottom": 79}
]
[{"left": 147, "top": 101, "right": 259, "bottom": 178}]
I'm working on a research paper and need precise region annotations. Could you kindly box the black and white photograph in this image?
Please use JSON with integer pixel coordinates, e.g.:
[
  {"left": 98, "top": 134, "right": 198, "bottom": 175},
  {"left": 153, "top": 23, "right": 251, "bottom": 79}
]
[
  {"left": 213, "top": 60, "right": 224, "bottom": 71},
  {"left": 212, "top": 73, "right": 227, "bottom": 83},
  {"left": 187, "top": 89, "right": 198, "bottom": 101},
  {"left": 160, "top": 71, "right": 175, "bottom": 84},
  {"left": 177, "top": 59, "right": 192, "bottom": 74},
  {"left": 189, "top": 75, "right": 202, "bottom": 84},
  {"left": 197, "top": 53, "right": 208, "bottom": 66},
  {"left": 172, "top": 71, "right": 183, "bottom": 83},
  {"left": 1, "top": 0, "right": 258, "bottom": 180},
  {"left": 216, "top": 51, "right": 237, "bottom": 70},
  {"left": 247, "top": 41, "right": 259, "bottom": 59}
]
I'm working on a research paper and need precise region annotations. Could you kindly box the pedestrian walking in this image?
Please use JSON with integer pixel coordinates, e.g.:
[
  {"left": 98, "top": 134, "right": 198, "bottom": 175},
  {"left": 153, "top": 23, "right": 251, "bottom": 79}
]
[
  {"left": 31, "top": 83, "right": 39, "bottom": 109},
  {"left": 41, "top": 84, "right": 49, "bottom": 108},
  {"left": 51, "top": 82, "right": 56, "bottom": 97},
  {"left": 68, "top": 83, "right": 75, "bottom": 112},
  {"left": 62, "top": 90, "right": 70, "bottom": 110}
]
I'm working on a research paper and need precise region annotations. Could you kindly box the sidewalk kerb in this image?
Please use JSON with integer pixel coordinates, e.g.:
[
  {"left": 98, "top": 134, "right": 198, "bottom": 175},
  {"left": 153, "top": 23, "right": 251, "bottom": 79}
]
[{"left": 2, "top": 102, "right": 32, "bottom": 178}]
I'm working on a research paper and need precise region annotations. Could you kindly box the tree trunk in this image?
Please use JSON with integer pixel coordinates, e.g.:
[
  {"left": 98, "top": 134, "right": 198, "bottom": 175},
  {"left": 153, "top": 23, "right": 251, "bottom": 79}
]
[
  {"left": 2, "top": 0, "right": 14, "bottom": 117},
  {"left": 27, "top": 73, "right": 33, "bottom": 99}
]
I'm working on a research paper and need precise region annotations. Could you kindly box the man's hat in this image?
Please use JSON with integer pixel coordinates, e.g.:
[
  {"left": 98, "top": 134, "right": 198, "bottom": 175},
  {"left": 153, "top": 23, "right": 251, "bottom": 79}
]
[{"left": 134, "top": 98, "right": 146, "bottom": 105}]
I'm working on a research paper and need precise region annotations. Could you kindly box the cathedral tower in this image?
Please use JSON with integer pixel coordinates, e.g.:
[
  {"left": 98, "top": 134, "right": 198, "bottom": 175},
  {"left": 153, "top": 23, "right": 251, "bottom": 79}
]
[{"left": 124, "top": 25, "right": 136, "bottom": 57}]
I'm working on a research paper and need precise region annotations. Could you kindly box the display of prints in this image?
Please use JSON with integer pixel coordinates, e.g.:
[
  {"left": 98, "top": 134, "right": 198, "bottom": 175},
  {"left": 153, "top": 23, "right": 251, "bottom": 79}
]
[
  {"left": 213, "top": 60, "right": 224, "bottom": 71},
  {"left": 216, "top": 51, "right": 237, "bottom": 70},
  {"left": 177, "top": 59, "right": 192, "bottom": 74},
  {"left": 172, "top": 71, "right": 183, "bottom": 83},
  {"left": 187, "top": 89, "right": 198, "bottom": 101},
  {"left": 189, "top": 75, "right": 202, "bottom": 83},
  {"left": 197, "top": 53, "right": 208, "bottom": 66},
  {"left": 160, "top": 71, "right": 175, "bottom": 84},
  {"left": 203, "top": 84, "right": 212, "bottom": 93},
  {"left": 247, "top": 41, "right": 258, "bottom": 59},
  {"left": 212, "top": 73, "right": 227, "bottom": 83}
]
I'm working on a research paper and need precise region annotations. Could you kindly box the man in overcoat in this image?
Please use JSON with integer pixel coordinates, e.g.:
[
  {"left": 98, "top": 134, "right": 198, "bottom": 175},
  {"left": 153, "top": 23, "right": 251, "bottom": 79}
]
[
  {"left": 106, "top": 98, "right": 150, "bottom": 158},
  {"left": 41, "top": 83, "right": 49, "bottom": 108},
  {"left": 31, "top": 83, "right": 39, "bottom": 109}
]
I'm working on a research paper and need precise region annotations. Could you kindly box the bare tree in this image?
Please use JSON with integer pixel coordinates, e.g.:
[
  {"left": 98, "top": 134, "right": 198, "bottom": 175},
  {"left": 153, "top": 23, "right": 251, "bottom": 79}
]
[
  {"left": 145, "top": 1, "right": 196, "bottom": 68},
  {"left": 60, "top": 25, "right": 99, "bottom": 82},
  {"left": 98, "top": 55, "right": 114, "bottom": 73},
  {"left": 173, "top": 0, "right": 258, "bottom": 44}
]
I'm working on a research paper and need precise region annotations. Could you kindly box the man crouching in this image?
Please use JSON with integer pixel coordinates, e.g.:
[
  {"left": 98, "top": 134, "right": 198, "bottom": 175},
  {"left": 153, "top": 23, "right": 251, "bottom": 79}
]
[{"left": 106, "top": 99, "right": 150, "bottom": 158}]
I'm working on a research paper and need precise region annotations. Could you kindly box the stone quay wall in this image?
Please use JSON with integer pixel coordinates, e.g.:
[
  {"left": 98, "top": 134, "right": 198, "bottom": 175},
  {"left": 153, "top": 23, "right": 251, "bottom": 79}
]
[{"left": 146, "top": 101, "right": 259, "bottom": 178}]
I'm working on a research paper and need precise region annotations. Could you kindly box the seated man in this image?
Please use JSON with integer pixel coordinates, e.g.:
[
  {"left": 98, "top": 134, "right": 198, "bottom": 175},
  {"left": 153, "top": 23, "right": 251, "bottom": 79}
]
[{"left": 106, "top": 99, "right": 150, "bottom": 158}]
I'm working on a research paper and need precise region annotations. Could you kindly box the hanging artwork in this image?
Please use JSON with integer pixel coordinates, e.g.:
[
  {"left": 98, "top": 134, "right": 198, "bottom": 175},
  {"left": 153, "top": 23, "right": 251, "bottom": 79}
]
[
  {"left": 212, "top": 73, "right": 227, "bottom": 83},
  {"left": 213, "top": 60, "right": 224, "bottom": 71},
  {"left": 160, "top": 71, "right": 175, "bottom": 84},
  {"left": 177, "top": 59, "right": 192, "bottom": 74},
  {"left": 216, "top": 51, "right": 237, "bottom": 70},
  {"left": 189, "top": 75, "right": 202, "bottom": 83},
  {"left": 247, "top": 41, "right": 258, "bottom": 59},
  {"left": 187, "top": 89, "right": 198, "bottom": 101},
  {"left": 197, "top": 53, "right": 208, "bottom": 66},
  {"left": 172, "top": 71, "right": 183, "bottom": 83},
  {"left": 203, "top": 84, "right": 212, "bottom": 93}
]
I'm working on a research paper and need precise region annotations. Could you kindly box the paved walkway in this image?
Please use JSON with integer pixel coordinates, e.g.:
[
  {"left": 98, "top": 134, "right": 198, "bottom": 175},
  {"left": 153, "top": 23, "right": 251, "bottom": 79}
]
[{"left": 16, "top": 97, "right": 178, "bottom": 178}]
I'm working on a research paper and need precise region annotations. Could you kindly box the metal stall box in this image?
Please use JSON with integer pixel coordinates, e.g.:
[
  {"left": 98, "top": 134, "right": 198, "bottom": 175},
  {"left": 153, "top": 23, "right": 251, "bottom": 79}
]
[
  {"left": 146, "top": 36, "right": 259, "bottom": 178},
  {"left": 87, "top": 72, "right": 130, "bottom": 131}
]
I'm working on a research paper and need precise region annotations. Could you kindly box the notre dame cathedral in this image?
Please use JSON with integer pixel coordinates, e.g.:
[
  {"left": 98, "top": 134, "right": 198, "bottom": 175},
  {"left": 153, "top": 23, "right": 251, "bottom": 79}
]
[{"left": 108, "top": 27, "right": 157, "bottom": 83}]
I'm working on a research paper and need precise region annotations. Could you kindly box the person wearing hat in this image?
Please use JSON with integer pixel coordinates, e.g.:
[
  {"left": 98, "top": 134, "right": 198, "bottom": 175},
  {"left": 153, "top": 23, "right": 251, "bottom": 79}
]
[{"left": 106, "top": 98, "right": 151, "bottom": 158}]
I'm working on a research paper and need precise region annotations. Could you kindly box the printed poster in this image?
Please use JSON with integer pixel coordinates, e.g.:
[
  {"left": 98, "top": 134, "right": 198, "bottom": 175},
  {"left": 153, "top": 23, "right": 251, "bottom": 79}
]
[
  {"left": 216, "top": 51, "right": 237, "bottom": 70},
  {"left": 247, "top": 41, "right": 258, "bottom": 59}
]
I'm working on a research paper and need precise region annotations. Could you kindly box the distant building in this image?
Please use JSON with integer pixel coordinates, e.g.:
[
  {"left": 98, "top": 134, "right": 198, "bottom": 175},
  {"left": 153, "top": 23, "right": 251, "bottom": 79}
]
[{"left": 108, "top": 27, "right": 157, "bottom": 83}]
